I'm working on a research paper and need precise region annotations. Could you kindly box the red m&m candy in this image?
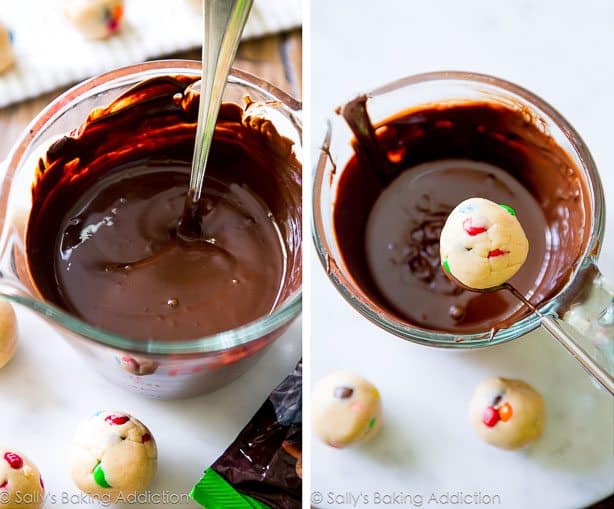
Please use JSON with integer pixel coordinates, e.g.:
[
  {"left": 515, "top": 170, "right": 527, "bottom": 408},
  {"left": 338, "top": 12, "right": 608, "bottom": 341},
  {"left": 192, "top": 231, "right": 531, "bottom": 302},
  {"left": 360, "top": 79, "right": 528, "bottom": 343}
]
[
  {"left": 487, "top": 248, "right": 508, "bottom": 258},
  {"left": 3, "top": 452, "right": 23, "bottom": 469},
  {"left": 105, "top": 414, "right": 130, "bottom": 425},
  {"left": 463, "top": 218, "right": 488, "bottom": 236},
  {"left": 482, "top": 406, "right": 500, "bottom": 427}
]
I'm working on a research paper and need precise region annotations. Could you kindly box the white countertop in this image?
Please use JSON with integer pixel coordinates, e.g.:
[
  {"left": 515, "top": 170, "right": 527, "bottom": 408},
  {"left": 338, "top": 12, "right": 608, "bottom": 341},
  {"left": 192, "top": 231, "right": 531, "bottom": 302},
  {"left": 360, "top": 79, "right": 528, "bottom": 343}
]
[
  {"left": 310, "top": 1, "right": 614, "bottom": 508},
  {"left": 0, "top": 307, "right": 301, "bottom": 508}
]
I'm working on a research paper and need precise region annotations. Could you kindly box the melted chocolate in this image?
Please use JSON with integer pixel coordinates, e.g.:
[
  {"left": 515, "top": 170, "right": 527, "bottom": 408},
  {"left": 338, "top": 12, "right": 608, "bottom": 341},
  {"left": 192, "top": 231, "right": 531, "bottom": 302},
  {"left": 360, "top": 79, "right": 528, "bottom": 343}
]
[
  {"left": 26, "top": 76, "right": 301, "bottom": 340},
  {"left": 335, "top": 98, "right": 590, "bottom": 333}
]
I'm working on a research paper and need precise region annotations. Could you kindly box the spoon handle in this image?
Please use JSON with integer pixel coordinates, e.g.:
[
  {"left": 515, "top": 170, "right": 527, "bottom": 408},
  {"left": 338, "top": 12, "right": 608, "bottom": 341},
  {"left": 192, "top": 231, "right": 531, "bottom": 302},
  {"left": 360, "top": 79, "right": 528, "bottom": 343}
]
[
  {"left": 540, "top": 315, "right": 614, "bottom": 395},
  {"left": 502, "top": 283, "right": 614, "bottom": 394},
  {"left": 189, "top": 0, "right": 254, "bottom": 203}
]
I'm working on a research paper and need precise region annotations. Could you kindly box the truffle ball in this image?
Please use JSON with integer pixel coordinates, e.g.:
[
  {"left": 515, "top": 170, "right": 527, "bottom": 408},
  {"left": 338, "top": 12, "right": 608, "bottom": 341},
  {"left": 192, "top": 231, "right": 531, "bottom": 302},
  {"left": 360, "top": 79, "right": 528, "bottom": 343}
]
[
  {"left": 63, "top": 0, "right": 124, "bottom": 39},
  {"left": 70, "top": 411, "right": 157, "bottom": 500},
  {"left": 440, "top": 197, "right": 529, "bottom": 289},
  {"left": 469, "top": 377, "right": 546, "bottom": 450},
  {"left": 0, "top": 302, "right": 17, "bottom": 369},
  {"left": 0, "top": 23, "right": 14, "bottom": 74},
  {"left": 312, "top": 372, "right": 382, "bottom": 448},
  {"left": 0, "top": 446, "right": 44, "bottom": 509}
]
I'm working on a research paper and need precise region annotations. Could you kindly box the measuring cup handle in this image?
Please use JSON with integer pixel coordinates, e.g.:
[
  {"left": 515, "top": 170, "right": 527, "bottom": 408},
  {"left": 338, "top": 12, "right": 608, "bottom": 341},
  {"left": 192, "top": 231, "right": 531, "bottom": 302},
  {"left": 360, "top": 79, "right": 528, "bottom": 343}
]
[
  {"left": 542, "top": 315, "right": 613, "bottom": 394},
  {"left": 550, "top": 266, "right": 614, "bottom": 394}
]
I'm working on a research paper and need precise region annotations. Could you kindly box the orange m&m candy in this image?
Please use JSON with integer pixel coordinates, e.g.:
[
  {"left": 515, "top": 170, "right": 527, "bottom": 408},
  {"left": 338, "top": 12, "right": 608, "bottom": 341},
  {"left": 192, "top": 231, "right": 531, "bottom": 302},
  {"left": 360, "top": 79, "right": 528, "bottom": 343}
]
[{"left": 498, "top": 402, "right": 513, "bottom": 422}]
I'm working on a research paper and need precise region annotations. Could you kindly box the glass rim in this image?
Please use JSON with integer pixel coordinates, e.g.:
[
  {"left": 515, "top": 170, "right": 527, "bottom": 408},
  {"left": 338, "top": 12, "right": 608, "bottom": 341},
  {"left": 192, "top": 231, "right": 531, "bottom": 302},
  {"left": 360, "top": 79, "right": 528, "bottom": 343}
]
[
  {"left": 312, "top": 70, "right": 604, "bottom": 348},
  {"left": 3, "top": 59, "right": 302, "bottom": 355}
]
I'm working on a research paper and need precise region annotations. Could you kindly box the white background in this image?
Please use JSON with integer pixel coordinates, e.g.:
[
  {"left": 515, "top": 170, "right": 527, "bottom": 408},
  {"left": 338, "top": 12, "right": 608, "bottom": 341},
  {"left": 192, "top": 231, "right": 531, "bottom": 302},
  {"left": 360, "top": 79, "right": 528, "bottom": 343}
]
[{"left": 310, "top": 1, "right": 613, "bottom": 509}]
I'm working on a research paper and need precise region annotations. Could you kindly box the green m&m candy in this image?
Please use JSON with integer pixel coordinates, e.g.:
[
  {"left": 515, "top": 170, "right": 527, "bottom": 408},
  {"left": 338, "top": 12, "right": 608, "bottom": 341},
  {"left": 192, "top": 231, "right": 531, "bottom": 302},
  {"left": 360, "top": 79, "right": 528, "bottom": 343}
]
[{"left": 499, "top": 203, "right": 516, "bottom": 216}]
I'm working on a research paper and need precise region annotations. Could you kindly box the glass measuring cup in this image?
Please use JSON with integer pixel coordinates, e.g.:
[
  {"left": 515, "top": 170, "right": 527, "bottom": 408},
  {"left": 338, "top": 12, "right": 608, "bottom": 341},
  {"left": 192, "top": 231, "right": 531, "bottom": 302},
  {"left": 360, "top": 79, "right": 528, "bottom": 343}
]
[
  {"left": 0, "top": 60, "right": 302, "bottom": 399},
  {"left": 313, "top": 71, "right": 612, "bottom": 387}
]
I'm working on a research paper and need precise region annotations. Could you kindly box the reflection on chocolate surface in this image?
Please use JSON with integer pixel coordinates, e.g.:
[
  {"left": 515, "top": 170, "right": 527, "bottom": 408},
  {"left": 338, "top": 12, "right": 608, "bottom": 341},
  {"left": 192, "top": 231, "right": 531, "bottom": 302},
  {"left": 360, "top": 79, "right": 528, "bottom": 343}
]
[
  {"left": 26, "top": 76, "right": 301, "bottom": 340},
  {"left": 334, "top": 98, "right": 590, "bottom": 333}
]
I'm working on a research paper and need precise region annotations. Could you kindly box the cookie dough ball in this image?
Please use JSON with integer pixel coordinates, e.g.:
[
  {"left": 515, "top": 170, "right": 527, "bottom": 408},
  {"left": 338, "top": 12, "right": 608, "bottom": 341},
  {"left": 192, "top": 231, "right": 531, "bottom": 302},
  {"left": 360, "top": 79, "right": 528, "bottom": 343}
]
[
  {"left": 0, "top": 23, "right": 14, "bottom": 74},
  {"left": 63, "top": 0, "right": 124, "bottom": 39},
  {"left": 0, "top": 302, "right": 17, "bottom": 369},
  {"left": 70, "top": 411, "right": 157, "bottom": 500},
  {"left": 186, "top": 0, "right": 202, "bottom": 12},
  {"left": 469, "top": 377, "right": 546, "bottom": 450},
  {"left": 0, "top": 447, "right": 44, "bottom": 509},
  {"left": 312, "top": 372, "right": 382, "bottom": 448},
  {"left": 440, "top": 197, "right": 529, "bottom": 289}
]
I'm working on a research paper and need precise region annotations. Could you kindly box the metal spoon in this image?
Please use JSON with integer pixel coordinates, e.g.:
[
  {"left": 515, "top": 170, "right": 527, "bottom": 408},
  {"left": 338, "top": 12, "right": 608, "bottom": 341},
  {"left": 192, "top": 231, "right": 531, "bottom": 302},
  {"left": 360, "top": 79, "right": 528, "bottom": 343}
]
[
  {"left": 179, "top": 0, "right": 254, "bottom": 239},
  {"left": 446, "top": 272, "right": 614, "bottom": 395}
]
